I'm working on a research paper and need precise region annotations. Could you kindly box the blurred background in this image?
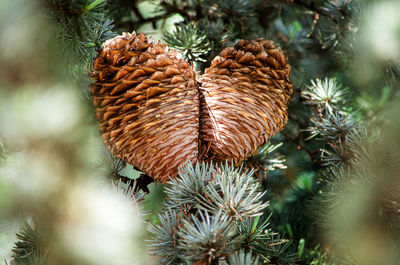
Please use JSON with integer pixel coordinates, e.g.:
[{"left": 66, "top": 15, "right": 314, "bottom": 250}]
[{"left": 0, "top": 0, "right": 399, "bottom": 264}]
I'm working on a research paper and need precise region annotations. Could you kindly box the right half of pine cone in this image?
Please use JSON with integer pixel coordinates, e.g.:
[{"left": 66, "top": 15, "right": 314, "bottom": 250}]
[{"left": 199, "top": 39, "right": 293, "bottom": 164}]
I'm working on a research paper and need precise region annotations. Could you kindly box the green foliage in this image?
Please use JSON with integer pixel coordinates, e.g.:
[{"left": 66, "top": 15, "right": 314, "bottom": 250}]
[
  {"left": 237, "top": 218, "right": 297, "bottom": 264},
  {"left": 226, "top": 250, "right": 259, "bottom": 265},
  {"left": 251, "top": 142, "right": 287, "bottom": 172},
  {"left": 300, "top": 244, "right": 342, "bottom": 265},
  {"left": 268, "top": 171, "right": 317, "bottom": 242},
  {"left": 176, "top": 210, "right": 241, "bottom": 262},
  {"left": 164, "top": 23, "right": 212, "bottom": 64},
  {"left": 302, "top": 78, "right": 350, "bottom": 115},
  {"left": 9, "top": 224, "right": 46, "bottom": 265},
  {"left": 45, "top": 0, "right": 115, "bottom": 68},
  {"left": 148, "top": 163, "right": 287, "bottom": 264}
]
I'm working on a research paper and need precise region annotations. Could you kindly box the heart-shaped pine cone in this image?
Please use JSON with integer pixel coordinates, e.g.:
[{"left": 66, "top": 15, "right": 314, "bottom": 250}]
[{"left": 90, "top": 32, "right": 292, "bottom": 183}]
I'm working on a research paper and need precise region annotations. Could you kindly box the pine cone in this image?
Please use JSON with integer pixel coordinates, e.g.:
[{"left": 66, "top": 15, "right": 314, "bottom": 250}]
[
  {"left": 199, "top": 39, "right": 292, "bottom": 164},
  {"left": 90, "top": 32, "right": 199, "bottom": 183},
  {"left": 90, "top": 33, "right": 292, "bottom": 183}
]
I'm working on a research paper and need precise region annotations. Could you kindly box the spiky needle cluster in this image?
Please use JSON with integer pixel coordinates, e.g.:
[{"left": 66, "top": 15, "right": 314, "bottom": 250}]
[
  {"left": 302, "top": 78, "right": 358, "bottom": 167},
  {"left": 148, "top": 163, "right": 291, "bottom": 264}
]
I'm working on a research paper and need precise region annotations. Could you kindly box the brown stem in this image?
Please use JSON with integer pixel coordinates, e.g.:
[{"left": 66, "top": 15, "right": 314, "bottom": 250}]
[
  {"left": 113, "top": 172, "right": 154, "bottom": 194},
  {"left": 281, "top": 131, "right": 321, "bottom": 166}
]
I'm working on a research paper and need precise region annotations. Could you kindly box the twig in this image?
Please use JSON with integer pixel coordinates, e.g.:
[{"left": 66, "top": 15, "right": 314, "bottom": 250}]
[
  {"left": 131, "top": 2, "right": 144, "bottom": 21},
  {"left": 290, "top": 0, "right": 339, "bottom": 23},
  {"left": 113, "top": 172, "right": 154, "bottom": 194},
  {"left": 281, "top": 131, "right": 321, "bottom": 166}
]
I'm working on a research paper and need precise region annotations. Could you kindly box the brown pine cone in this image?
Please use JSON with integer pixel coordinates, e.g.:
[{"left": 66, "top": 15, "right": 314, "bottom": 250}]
[
  {"left": 90, "top": 33, "right": 292, "bottom": 183},
  {"left": 199, "top": 39, "right": 292, "bottom": 164},
  {"left": 90, "top": 32, "right": 199, "bottom": 183}
]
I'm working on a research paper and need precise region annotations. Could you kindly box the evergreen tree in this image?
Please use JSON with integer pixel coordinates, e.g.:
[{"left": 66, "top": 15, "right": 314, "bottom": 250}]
[{"left": 0, "top": 0, "right": 399, "bottom": 264}]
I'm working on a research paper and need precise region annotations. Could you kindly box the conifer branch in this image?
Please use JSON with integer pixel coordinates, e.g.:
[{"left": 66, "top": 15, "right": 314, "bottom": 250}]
[{"left": 291, "top": 0, "right": 339, "bottom": 23}]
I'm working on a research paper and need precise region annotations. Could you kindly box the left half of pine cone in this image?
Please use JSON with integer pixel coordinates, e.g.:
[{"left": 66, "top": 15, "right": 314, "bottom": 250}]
[{"left": 89, "top": 32, "right": 199, "bottom": 183}]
